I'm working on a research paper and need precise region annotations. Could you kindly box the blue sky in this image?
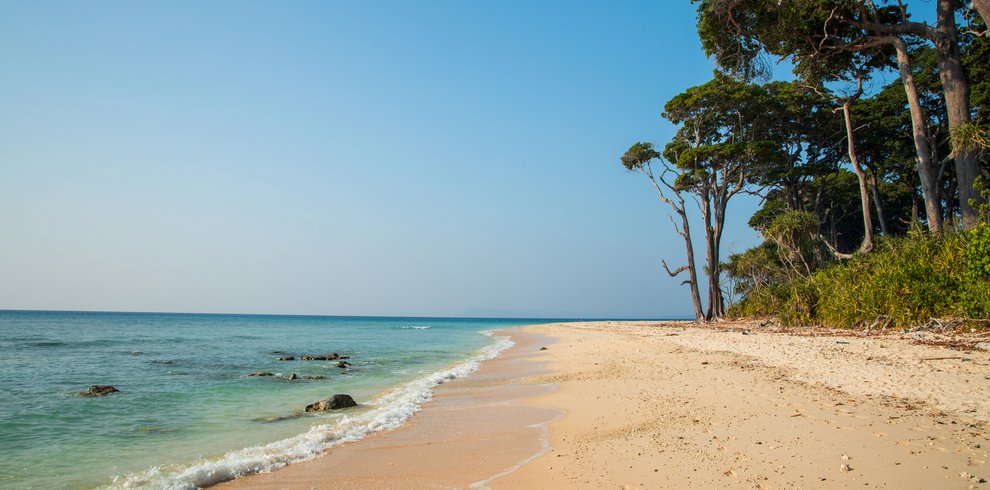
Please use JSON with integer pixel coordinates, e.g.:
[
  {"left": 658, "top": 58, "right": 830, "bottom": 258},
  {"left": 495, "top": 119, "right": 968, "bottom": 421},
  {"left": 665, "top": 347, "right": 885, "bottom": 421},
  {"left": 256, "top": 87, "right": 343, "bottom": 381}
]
[{"left": 0, "top": 1, "right": 766, "bottom": 318}]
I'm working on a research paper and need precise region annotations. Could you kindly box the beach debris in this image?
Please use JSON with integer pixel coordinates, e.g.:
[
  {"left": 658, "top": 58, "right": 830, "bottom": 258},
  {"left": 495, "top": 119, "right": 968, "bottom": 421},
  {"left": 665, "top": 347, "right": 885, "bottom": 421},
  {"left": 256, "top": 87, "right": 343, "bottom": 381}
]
[
  {"left": 248, "top": 372, "right": 275, "bottom": 377},
  {"left": 78, "top": 385, "right": 120, "bottom": 397},
  {"left": 840, "top": 463, "right": 852, "bottom": 472},
  {"left": 302, "top": 353, "right": 341, "bottom": 361},
  {"left": 275, "top": 356, "right": 295, "bottom": 361},
  {"left": 337, "top": 361, "right": 351, "bottom": 368},
  {"left": 742, "top": 330, "right": 753, "bottom": 335},
  {"left": 305, "top": 394, "right": 358, "bottom": 412},
  {"left": 841, "top": 453, "right": 851, "bottom": 461},
  {"left": 540, "top": 346, "right": 548, "bottom": 351}
]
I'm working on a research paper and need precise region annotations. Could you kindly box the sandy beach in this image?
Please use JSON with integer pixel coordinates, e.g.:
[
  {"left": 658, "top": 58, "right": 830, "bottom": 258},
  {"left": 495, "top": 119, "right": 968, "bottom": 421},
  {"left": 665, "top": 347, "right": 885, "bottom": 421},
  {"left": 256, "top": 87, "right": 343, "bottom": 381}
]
[{"left": 219, "top": 321, "right": 990, "bottom": 489}]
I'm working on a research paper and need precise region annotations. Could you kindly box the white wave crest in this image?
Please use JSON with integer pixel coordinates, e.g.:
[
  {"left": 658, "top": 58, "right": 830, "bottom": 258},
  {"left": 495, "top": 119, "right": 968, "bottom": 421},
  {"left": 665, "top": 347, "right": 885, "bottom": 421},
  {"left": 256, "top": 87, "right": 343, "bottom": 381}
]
[
  {"left": 108, "top": 333, "right": 514, "bottom": 490},
  {"left": 400, "top": 325, "right": 432, "bottom": 330}
]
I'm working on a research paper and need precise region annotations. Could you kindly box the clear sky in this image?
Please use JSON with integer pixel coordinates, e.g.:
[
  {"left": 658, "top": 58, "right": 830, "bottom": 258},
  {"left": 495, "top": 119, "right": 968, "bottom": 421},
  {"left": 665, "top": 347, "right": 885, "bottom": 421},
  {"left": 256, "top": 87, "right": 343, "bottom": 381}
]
[{"left": 0, "top": 0, "right": 765, "bottom": 319}]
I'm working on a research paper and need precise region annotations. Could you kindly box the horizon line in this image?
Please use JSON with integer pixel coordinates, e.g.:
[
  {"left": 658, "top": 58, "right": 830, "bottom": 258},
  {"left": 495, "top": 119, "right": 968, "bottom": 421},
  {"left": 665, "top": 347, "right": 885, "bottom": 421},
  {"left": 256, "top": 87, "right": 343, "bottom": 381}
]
[{"left": 0, "top": 308, "right": 689, "bottom": 322}]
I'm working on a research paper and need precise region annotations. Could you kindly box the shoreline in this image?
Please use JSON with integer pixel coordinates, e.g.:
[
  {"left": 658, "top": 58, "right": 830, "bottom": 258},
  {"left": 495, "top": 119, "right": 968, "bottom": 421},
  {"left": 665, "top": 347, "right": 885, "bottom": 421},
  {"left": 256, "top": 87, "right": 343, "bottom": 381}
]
[
  {"left": 214, "top": 326, "right": 558, "bottom": 489},
  {"left": 217, "top": 321, "right": 990, "bottom": 488}
]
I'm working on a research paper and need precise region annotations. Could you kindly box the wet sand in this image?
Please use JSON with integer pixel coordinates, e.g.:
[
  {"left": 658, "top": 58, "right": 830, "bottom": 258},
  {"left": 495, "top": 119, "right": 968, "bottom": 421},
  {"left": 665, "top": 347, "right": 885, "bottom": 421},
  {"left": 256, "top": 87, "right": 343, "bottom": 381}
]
[
  {"left": 215, "top": 328, "right": 560, "bottom": 489},
  {"left": 218, "top": 321, "right": 990, "bottom": 489}
]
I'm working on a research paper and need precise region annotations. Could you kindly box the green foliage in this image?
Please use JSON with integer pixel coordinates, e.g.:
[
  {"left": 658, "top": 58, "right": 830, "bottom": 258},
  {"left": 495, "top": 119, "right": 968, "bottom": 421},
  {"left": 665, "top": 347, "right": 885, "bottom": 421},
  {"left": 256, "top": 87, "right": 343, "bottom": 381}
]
[
  {"left": 813, "top": 233, "right": 967, "bottom": 328},
  {"left": 732, "top": 231, "right": 990, "bottom": 328},
  {"left": 620, "top": 142, "right": 661, "bottom": 172},
  {"left": 962, "top": 223, "right": 990, "bottom": 317},
  {"left": 951, "top": 122, "right": 990, "bottom": 153}
]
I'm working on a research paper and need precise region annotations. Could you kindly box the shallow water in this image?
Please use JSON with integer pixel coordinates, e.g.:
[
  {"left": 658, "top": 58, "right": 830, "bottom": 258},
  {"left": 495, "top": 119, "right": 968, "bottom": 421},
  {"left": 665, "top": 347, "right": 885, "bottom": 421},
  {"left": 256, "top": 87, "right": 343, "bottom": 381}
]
[{"left": 0, "top": 310, "right": 561, "bottom": 489}]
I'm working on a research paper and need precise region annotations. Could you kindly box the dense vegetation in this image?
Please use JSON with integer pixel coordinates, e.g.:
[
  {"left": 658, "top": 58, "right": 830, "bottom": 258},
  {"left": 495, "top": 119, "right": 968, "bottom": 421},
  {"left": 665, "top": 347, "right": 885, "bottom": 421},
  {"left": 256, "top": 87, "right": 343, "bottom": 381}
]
[{"left": 622, "top": 1, "right": 989, "bottom": 327}]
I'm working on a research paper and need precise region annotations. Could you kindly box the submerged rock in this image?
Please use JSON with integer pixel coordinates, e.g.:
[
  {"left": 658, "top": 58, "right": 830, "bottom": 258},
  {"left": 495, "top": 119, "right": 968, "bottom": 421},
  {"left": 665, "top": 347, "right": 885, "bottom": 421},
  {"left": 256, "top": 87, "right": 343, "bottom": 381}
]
[
  {"left": 305, "top": 394, "right": 357, "bottom": 412},
  {"left": 78, "top": 385, "right": 120, "bottom": 397},
  {"left": 301, "top": 353, "right": 340, "bottom": 361},
  {"left": 302, "top": 375, "right": 326, "bottom": 380},
  {"left": 275, "top": 356, "right": 295, "bottom": 361},
  {"left": 248, "top": 372, "right": 275, "bottom": 377},
  {"left": 285, "top": 373, "right": 298, "bottom": 380},
  {"left": 336, "top": 361, "right": 351, "bottom": 368}
]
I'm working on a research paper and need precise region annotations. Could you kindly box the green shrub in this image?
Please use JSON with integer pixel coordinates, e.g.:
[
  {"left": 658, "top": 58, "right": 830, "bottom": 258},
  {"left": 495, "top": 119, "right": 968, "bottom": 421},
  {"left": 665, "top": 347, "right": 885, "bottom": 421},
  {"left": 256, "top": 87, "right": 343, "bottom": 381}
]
[
  {"left": 963, "top": 222, "right": 990, "bottom": 317},
  {"left": 732, "top": 230, "right": 989, "bottom": 328},
  {"left": 813, "top": 232, "right": 966, "bottom": 328}
]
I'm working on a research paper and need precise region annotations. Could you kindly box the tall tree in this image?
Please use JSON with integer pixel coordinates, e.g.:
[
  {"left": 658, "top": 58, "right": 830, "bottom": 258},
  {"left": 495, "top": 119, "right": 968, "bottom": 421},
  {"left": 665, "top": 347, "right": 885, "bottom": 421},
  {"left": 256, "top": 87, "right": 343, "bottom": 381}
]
[
  {"left": 620, "top": 143, "right": 705, "bottom": 322},
  {"left": 662, "top": 73, "right": 775, "bottom": 319},
  {"left": 696, "top": 0, "right": 983, "bottom": 229}
]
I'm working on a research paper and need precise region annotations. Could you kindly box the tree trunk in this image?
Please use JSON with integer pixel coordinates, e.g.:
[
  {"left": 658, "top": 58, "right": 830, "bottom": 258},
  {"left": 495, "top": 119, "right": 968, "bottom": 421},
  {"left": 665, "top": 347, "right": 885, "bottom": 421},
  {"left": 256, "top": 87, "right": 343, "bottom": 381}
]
[
  {"left": 891, "top": 38, "right": 944, "bottom": 233},
  {"left": 868, "top": 171, "right": 890, "bottom": 235},
  {"left": 679, "top": 210, "right": 706, "bottom": 322},
  {"left": 935, "top": 0, "right": 981, "bottom": 229},
  {"left": 701, "top": 194, "right": 716, "bottom": 321},
  {"left": 711, "top": 196, "right": 728, "bottom": 318},
  {"left": 841, "top": 101, "right": 875, "bottom": 253}
]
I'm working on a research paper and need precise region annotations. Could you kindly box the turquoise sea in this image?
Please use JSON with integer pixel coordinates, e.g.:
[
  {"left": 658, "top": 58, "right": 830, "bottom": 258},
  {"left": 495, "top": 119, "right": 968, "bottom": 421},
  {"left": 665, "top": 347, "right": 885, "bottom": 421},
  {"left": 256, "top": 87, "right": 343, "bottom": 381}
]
[{"left": 0, "top": 310, "right": 564, "bottom": 489}]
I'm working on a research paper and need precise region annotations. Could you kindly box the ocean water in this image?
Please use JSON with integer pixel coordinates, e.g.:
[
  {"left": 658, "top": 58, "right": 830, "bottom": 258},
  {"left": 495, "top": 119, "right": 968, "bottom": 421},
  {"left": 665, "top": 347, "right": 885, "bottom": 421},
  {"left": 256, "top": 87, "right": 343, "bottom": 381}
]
[{"left": 0, "top": 311, "right": 561, "bottom": 489}]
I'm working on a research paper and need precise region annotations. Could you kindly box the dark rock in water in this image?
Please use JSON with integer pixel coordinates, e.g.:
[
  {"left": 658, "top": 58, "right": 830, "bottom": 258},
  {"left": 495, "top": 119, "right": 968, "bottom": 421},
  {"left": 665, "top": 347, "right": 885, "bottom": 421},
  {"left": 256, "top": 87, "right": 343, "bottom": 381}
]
[
  {"left": 305, "top": 394, "right": 357, "bottom": 412},
  {"left": 269, "top": 351, "right": 287, "bottom": 355},
  {"left": 301, "top": 353, "right": 340, "bottom": 361},
  {"left": 285, "top": 373, "right": 298, "bottom": 380},
  {"left": 302, "top": 375, "right": 326, "bottom": 380},
  {"left": 150, "top": 359, "right": 177, "bottom": 365},
  {"left": 539, "top": 346, "right": 548, "bottom": 351},
  {"left": 339, "top": 356, "right": 351, "bottom": 360},
  {"left": 129, "top": 351, "right": 144, "bottom": 355},
  {"left": 78, "top": 385, "right": 119, "bottom": 397},
  {"left": 276, "top": 356, "right": 295, "bottom": 361},
  {"left": 249, "top": 372, "right": 275, "bottom": 377},
  {"left": 336, "top": 361, "right": 351, "bottom": 368}
]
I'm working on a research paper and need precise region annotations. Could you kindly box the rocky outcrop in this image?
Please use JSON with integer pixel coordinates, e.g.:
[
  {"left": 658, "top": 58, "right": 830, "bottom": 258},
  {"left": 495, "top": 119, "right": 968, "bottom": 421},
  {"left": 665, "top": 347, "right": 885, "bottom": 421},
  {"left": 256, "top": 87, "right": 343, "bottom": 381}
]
[
  {"left": 304, "top": 394, "right": 357, "bottom": 412},
  {"left": 275, "top": 356, "right": 295, "bottom": 361},
  {"left": 302, "top": 375, "right": 326, "bottom": 380},
  {"left": 284, "top": 373, "right": 298, "bottom": 380},
  {"left": 248, "top": 372, "right": 275, "bottom": 377},
  {"left": 336, "top": 361, "right": 351, "bottom": 368},
  {"left": 78, "top": 385, "right": 119, "bottom": 397}
]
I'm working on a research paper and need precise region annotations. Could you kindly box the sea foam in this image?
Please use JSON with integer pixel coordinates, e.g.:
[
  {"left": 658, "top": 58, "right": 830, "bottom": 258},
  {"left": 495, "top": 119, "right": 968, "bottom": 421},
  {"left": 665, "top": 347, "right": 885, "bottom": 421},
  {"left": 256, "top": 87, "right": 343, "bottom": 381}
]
[{"left": 108, "top": 332, "right": 514, "bottom": 490}]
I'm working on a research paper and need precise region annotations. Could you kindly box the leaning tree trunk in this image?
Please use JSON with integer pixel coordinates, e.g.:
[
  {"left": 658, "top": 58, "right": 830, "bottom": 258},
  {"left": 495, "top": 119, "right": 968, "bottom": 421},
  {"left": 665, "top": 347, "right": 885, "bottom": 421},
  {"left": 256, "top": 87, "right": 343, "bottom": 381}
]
[
  {"left": 891, "top": 38, "right": 944, "bottom": 233},
  {"left": 679, "top": 210, "right": 706, "bottom": 322},
  {"left": 935, "top": 0, "right": 981, "bottom": 229},
  {"left": 841, "top": 101, "right": 875, "bottom": 253}
]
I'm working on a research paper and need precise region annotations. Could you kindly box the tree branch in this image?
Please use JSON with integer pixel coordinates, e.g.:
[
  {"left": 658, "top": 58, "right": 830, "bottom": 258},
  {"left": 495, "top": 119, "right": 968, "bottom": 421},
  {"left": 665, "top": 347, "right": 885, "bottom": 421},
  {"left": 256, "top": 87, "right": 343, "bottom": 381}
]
[{"left": 661, "top": 259, "right": 690, "bottom": 277}]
